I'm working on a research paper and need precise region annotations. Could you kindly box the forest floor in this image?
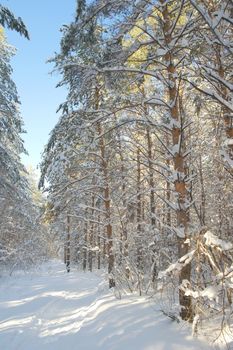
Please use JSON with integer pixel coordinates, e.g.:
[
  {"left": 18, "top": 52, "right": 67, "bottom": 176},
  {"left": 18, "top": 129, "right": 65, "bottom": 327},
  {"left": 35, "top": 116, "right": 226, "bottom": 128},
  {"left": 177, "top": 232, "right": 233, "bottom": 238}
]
[{"left": 0, "top": 260, "right": 213, "bottom": 350}]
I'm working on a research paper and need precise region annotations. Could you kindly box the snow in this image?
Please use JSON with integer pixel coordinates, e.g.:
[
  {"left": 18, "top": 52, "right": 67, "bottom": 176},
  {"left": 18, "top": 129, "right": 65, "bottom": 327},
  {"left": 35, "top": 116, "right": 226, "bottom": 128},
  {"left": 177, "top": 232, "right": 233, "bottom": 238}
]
[
  {"left": 0, "top": 260, "right": 211, "bottom": 350},
  {"left": 170, "top": 144, "right": 180, "bottom": 155},
  {"left": 156, "top": 48, "right": 168, "bottom": 56},
  {"left": 173, "top": 226, "right": 186, "bottom": 238},
  {"left": 158, "top": 250, "right": 196, "bottom": 278},
  {"left": 204, "top": 231, "right": 233, "bottom": 251},
  {"left": 224, "top": 139, "right": 233, "bottom": 146},
  {"left": 184, "top": 285, "right": 220, "bottom": 301}
]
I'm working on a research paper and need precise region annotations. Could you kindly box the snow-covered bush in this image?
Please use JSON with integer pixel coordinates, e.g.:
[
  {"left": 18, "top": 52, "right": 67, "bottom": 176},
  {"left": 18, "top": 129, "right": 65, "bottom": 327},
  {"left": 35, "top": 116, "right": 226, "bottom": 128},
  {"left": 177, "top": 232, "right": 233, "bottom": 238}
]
[{"left": 158, "top": 229, "right": 233, "bottom": 332}]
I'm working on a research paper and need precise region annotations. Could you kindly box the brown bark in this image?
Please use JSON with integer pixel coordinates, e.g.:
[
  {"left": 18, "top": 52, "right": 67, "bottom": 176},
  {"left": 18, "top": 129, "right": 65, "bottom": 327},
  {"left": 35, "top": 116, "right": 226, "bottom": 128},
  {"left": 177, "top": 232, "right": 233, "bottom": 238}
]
[
  {"left": 97, "top": 119, "right": 115, "bottom": 288},
  {"left": 161, "top": 1, "right": 192, "bottom": 320},
  {"left": 146, "top": 127, "right": 157, "bottom": 281},
  {"left": 66, "top": 215, "right": 71, "bottom": 272},
  {"left": 166, "top": 134, "right": 171, "bottom": 228},
  {"left": 146, "top": 127, "right": 156, "bottom": 227},
  {"left": 118, "top": 133, "right": 129, "bottom": 278},
  {"left": 88, "top": 195, "right": 95, "bottom": 272},
  {"left": 216, "top": 48, "right": 233, "bottom": 174},
  {"left": 97, "top": 214, "right": 101, "bottom": 270},
  {"left": 83, "top": 209, "right": 88, "bottom": 271},
  {"left": 136, "top": 147, "right": 143, "bottom": 271}
]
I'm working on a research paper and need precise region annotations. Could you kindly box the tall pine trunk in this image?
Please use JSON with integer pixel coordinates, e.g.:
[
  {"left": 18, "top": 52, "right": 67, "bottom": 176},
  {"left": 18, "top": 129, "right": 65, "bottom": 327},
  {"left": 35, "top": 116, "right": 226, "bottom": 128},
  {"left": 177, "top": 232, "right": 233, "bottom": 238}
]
[
  {"left": 66, "top": 215, "right": 71, "bottom": 272},
  {"left": 161, "top": 1, "right": 192, "bottom": 321},
  {"left": 95, "top": 89, "right": 115, "bottom": 287}
]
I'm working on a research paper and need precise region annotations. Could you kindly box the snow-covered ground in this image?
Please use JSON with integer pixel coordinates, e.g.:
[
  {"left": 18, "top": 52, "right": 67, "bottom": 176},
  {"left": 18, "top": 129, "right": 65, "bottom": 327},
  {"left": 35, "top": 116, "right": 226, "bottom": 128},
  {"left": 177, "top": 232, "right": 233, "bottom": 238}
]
[{"left": 0, "top": 260, "right": 211, "bottom": 350}]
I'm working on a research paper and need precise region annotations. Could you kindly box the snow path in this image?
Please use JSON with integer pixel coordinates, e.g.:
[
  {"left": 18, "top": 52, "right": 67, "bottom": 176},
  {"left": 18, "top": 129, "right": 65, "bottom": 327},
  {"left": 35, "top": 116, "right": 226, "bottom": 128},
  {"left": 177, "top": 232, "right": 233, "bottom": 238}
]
[{"left": 0, "top": 260, "right": 210, "bottom": 350}]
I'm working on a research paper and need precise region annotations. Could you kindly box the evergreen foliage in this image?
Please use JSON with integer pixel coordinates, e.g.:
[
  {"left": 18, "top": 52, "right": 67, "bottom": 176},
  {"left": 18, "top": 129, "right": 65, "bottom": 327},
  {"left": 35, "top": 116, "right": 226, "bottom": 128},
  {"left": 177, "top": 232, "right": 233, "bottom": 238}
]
[
  {"left": 39, "top": 0, "right": 233, "bottom": 333},
  {"left": 0, "top": 5, "right": 29, "bottom": 39}
]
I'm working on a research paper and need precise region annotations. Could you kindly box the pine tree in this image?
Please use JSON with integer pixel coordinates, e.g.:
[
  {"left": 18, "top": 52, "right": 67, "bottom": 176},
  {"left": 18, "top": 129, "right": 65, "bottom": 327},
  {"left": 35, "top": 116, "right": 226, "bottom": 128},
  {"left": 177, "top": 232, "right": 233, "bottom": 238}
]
[{"left": 0, "top": 5, "right": 29, "bottom": 38}]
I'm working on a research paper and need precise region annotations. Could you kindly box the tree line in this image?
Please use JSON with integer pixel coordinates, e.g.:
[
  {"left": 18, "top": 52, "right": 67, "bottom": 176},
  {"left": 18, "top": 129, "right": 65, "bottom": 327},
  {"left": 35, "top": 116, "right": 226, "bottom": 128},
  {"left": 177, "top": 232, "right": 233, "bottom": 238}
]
[
  {"left": 40, "top": 0, "right": 233, "bottom": 329},
  {"left": 0, "top": 5, "right": 51, "bottom": 273}
]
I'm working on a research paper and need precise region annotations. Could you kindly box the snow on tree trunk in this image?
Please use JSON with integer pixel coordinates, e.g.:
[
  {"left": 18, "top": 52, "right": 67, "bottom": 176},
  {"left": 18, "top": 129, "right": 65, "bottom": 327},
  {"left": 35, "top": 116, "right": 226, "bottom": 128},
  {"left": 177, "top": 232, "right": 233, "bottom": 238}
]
[
  {"left": 161, "top": 0, "right": 192, "bottom": 321},
  {"left": 66, "top": 215, "right": 71, "bottom": 272},
  {"left": 96, "top": 112, "right": 115, "bottom": 288}
]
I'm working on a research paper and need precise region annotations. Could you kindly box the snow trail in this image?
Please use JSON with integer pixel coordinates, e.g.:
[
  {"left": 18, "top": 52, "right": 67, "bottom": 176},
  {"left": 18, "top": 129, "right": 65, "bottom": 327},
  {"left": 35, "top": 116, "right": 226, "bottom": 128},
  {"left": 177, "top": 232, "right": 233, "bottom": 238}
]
[{"left": 0, "top": 260, "right": 210, "bottom": 350}]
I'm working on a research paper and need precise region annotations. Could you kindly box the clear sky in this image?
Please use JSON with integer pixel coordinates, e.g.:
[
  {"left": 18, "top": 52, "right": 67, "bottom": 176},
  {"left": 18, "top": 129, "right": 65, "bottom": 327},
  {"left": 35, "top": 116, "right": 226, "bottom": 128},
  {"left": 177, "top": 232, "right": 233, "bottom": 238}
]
[{"left": 1, "top": 0, "right": 76, "bottom": 170}]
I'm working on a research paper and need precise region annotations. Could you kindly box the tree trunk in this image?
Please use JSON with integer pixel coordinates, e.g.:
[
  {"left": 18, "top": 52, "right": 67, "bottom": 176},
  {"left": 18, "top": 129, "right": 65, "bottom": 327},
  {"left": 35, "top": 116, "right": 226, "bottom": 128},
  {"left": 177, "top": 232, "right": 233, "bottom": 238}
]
[
  {"left": 118, "top": 132, "right": 129, "bottom": 278},
  {"left": 97, "top": 214, "right": 101, "bottom": 269},
  {"left": 146, "top": 127, "right": 157, "bottom": 282},
  {"left": 66, "top": 215, "right": 71, "bottom": 273},
  {"left": 88, "top": 195, "right": 95, "bottom": 272},
  {"left": 97, "top": 118, "right": 115, "bottom": 288},
  {"left": 161, "top": 1, "right": 192, "bottom": 321},
  {"left": 136, "top": 147, "right": 143, "bottom": 271},
  {"left": 83, "top": 210, "right": 88, "bottom": 271}
]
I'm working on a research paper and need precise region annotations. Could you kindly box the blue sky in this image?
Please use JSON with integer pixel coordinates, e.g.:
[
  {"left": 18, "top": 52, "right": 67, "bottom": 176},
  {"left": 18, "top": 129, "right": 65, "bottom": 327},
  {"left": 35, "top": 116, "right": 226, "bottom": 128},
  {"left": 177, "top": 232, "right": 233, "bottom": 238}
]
[{"left": 1, "top": 0, "right": 76, "bottom": 170}]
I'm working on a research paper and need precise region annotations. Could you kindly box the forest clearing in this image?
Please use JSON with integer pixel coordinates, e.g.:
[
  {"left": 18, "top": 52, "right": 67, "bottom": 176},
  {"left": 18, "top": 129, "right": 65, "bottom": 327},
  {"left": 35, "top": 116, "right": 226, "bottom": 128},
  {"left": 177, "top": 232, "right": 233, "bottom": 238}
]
[{"left": 0, "top": 261, "right": 212, "bottom": 350}]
